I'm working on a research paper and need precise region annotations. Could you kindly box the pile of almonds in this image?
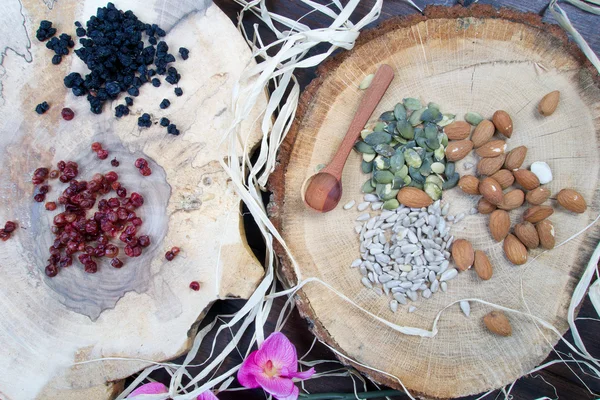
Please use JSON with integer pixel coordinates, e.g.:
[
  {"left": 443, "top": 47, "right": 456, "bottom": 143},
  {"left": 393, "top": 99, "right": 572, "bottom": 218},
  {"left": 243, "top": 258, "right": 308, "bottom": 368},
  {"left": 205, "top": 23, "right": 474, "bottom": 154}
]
[{"left": 392, "top": 90, "right": 587, "bottom": 336}]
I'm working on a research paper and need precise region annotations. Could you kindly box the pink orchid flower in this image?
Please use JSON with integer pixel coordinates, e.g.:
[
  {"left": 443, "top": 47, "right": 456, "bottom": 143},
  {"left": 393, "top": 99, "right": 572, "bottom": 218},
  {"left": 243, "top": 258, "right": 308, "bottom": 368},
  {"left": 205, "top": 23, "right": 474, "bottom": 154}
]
[
  {"left": 237, "top": 332, "right": 315, "bottom": 400},
  {"left": 128, "top": 382, "right": 218, "bottom": 400}
]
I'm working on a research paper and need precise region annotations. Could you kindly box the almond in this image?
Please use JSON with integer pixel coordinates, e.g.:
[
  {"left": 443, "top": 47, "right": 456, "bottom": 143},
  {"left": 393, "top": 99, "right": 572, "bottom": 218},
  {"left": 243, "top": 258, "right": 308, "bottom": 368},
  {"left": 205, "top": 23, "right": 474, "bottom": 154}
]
[
  {"left": 478, "top": 198, "right": 497, "bottom": 214},
  {"left": 538, "top": 90, "right": 560, "bottom": 116},
  {"left": 458, "top": 175, "right": 480, "bottom": 195},
  {"left": 523, "top": 205, "right": 554, "bottom": 223},
  {"left": 514, "top": 221, "right": 539, "bottom": 249},
  {"left": 513, "top": 169, "right": 540, "bottom": 190},
  {"left": 475, "top": 140, "right": 507, "bottom": 158},
  {"left": 474, "top": 250, "right": 493, "bottom": 280},
  {"left": 471, "top": 119, "right": 495, "bottom": 148},
  {"left": 557, "top": 189, "right": 587, "bottom": 213},
  {"left": 489, "top": 209, "right": 511, "bottom": 242},
  {"left": 492, "top": 110, "right": 513, "bottom": 138},
  {"left": 396, "top": 187, "right": 433, "bottom": 208},
  {"left": 497, "top": 189, "right": 525, "bottom": 211},
  {"left": 490, "top": 169, "right": 515, "bottom": 189},
  {"left": 536, "top": 220, "right": 556, "bottom": 249},
  {"left": 526, "top": 187, "right": 551, "bottom": 205},
  {"left": 504, "top": 146, "right": 527, "bottom": 170},
  {"left": 451, "top": 239, "right": 474, "bottom": 271},
  {"left": 444, "top": 121, "right": 471, "bottom": 140},
  {"left": 477, "top": 154, "right": 506, "bottom": 176},
  {"left": 479, "top": 177, "right": 504, "bottom": 206},
  {"left": 483, "top": 311, "right": 512, "bottom": 336},
  {"left": 503, "top": 234, "right": 528, "bottom": 265},
  {"left": 445, "top": 140, "right": 474, "bottom": 162}
]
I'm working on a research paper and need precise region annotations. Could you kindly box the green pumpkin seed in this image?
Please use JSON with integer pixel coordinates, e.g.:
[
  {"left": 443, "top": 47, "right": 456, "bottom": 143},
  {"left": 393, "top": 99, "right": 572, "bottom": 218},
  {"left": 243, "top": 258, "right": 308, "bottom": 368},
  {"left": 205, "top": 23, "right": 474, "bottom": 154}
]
[
  {"left": 384, "top": 121, "right": 397, "bottom": 134},
  {"left": 414, "top": 127, "right": 425, "bottom": 140},
  {"left": 436, "top": 113, "right": 455, "bottom": 127},
  {"left": 364, "top": 132, "right": 391, "bottom": 146},
  {"left": 383, "top": 199, "right": 400, "bottom": 210},
  {"left": 354, "top": 141, "right": 375, "bottom": 154},
  {"left": 403, "top": 175, "right": 412, "bottom": 185},
  {"left": 361, "top": 160, "right": 373, "bottom": 174},
  {"left": 380, "top": 111, "right": 396, "bottom": 121},
  {"left": 421, "top": 107, "right": 442, "bottom": 123},
  {"left": 445, "top": 161, "right": 455, "bottom": 177},
  {"left": 465, "top": 112, "right": 483, "bottom": 126},
  {"left": 424, "top": 182, "right": 442, "bottom": 200},
  {"left": 363, "top": 153, "right": 376, "bottom": 162},
  {"left": 442, "top": 172, "right": 459, "bottom": 189},
  {"left": 389, "top": 152, "right": 405, "bottom": 173},
  {"left": 373, "top": 122, "right": 386, "bottom": 132},
  {"left": 389, "top": 139, "right": 399, "bottom": 147},
  {"left": 376, "top": 183, "right": 392, "bottom": 198},
  {"left": 413, "top": 147, "right": 425, "bottom": 158},
  {"left": 426, "top": 137, "right": 440, "bottom": 150},
  {"left": 403, "top": 97, "right": 421, "bottom": 110},
  {"left": 374, "top": 144, "right": 395, "bottom": 157},
  {"left": 404, "top": 148, "right": 422, "bottom": 168},
  {"left": 396, "top": 120, "right": 414, "bottom": 140},
  {"left": 416, "top": 136, "right": 428, "bottom": 149},
  {"left": 434, "top": 145, "right": 445, "bottom": 161},
  {"left": 408, "top": 180, "right": 423, "bottom": 190},
  {"left": 395, "top": 165, "right": 408, "bottom": 179},
  {"left": 431, "top": 162, "right": 445, "bottom": 174},
  {"left": 382, "top": 188, "right": 399, "bottom": 200},
  {"left": 419, "top": 158, "right": 432, "bottom": 176},
  {"left": 428, "top": 102, "right": 441, "bottom": 111},
  {"left": 362, "top": 179, "right": 376, "bottom": 193},
  {"left": 315, "top": 164, "right": 325, "bottom": 172},
  {"left": 438, "top": 132, "right": 449, "bottom": 147},
  {"left": 392, "top": 176, "right": 405, "bottom": 190},
  {"left": 426, "top": 174, "right": 444, "bottom": 188},
  {"left": 359, "top": 73, "right": 374, "bottom": 89},
  {"left": 393, "top": 136, "right": 408, "bottom": 145},
  {"left": 374, "top": 170, "right": 394, "bottom": 184},
  {"left": 404, "top": 140, "right": 417, "bottom": 149},
  {"left": 409, "top": 166, "right": 425, "bottom": 183},
  {"left": 373, "top": 155, "right": 390, "bottom": 170},
  {"left": 360, "top": 129, "right": 373, "bottom": 140},
  {"left": 424, "top": 123, "right": 438, "bottom": 140},
  {"left": 394, "top": 103, "right": 407, "bottom": 120},
  {"left": 409, "top": 107, "right": 427, "bottom": 126}
]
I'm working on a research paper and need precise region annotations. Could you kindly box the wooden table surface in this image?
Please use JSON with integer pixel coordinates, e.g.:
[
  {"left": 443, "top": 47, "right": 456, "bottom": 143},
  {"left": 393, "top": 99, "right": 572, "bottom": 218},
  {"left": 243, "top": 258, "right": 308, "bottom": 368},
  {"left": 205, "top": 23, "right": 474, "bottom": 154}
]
[{"left": 143, "top": 1, "right": 600, "bottom": 399}]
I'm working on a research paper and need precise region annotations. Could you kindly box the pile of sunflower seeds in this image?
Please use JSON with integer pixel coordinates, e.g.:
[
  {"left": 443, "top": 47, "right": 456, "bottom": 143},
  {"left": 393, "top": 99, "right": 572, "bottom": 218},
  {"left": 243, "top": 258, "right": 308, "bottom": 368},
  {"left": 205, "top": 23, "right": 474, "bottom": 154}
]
[
  {"left": 354, "top": 98, "right": 459, "bottom": 207},
  {"left": 350, "top": 196, "right": 462, "bottom": 312}
]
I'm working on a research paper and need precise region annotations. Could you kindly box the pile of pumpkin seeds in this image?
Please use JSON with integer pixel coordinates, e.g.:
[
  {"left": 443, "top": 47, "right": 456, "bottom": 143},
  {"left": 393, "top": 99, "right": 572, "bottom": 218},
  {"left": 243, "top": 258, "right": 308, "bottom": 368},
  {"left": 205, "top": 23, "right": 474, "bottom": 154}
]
[{"left": 354, "top": 98, "right": 459, "bottom": 209}]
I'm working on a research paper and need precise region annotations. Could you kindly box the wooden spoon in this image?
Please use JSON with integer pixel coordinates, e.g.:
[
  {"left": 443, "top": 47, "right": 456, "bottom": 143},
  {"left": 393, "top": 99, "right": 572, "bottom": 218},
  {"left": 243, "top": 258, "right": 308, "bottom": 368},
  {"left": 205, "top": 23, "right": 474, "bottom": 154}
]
[{"left": 303, "top": 64, "right": 395, "bottom": 212}]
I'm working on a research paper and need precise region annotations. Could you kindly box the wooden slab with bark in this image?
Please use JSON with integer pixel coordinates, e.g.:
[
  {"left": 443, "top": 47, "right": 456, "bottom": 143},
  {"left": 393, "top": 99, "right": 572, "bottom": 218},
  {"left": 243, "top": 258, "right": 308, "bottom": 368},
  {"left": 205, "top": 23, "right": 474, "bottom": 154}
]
[
  {"left": 269, "top": 5, "right": 600, "bottom": 398},
  {"left": 0, "top": 1, "right": 265, "bottom": 398}
]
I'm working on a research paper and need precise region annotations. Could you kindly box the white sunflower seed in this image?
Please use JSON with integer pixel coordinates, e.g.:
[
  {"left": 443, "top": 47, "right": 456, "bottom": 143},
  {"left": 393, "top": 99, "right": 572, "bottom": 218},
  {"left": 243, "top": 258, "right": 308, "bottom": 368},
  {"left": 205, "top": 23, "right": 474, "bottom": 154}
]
[
  {"left": 408, "top": 306, "right": 417, "bottom": 313},
  {"left": 460, "top": 300, "right": 470, "bottom": 317},
  {"left": 422, "top": 289, "right": 432, "bottom": 299},
  {"left": 357, "top": 213, "right": 370, "bottom": 221},
  {"left": 440, "top": 268, "right": 458, "bottom": 281},
  {"left": 373, "top": 287, "right": 383, "bottom": 296},
  {"left": 371, "top": 202, "right": 383, "bottom": 210},
  {"left": 390, "top": 300, "right": 398, "bottom": 313},
  {"left": 364, "top": 194, "right": 379, "bottom": 202},
  {"left": 361, "top": 277, "right": 373, "bottom": 288},
  {"left": 351, "top": 259, "right": 362, "bottom": 268},
  {"left": 357, "top": 202, "right": 370, "bottom": 211},
  {"left": 441, "top": 282, "right": 448, "bottom": 292},
  {"left": 344, "top": 200, "right": 356, "bottom": 210}
]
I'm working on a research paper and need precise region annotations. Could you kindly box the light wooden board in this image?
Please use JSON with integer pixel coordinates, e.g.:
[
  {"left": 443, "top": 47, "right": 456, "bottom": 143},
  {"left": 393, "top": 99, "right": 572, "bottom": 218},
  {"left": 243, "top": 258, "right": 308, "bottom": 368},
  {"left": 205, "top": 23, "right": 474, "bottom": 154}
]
[
  {"left": 270, "top": 6, "right": 600, "bottom": 398},
  {"left": 0, "top": 1, "right": 265, "bottom": 398}
]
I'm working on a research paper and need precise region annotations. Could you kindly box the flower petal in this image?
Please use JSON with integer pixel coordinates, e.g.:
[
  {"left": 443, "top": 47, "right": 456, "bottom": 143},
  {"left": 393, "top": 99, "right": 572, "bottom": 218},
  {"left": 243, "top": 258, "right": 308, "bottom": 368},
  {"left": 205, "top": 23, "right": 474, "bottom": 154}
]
[
  {"left": 128, "top": 382, "right": 168, "bottom": 397},
  {"left": 255, "top": 374, "right": 295, "bottom": 398},
  {"left": 255, "top": 332, "right": 298, "bottom": 373},
  {"left": 196, "top": 391, "right": 219, "bottom": 400},
  {"left": 288, "top": 367, "right": 315, "bottom": 381},
  {"left": 237, "top": 350, "right": 263, "bottom": 389},
  {"left": 275, "top": 384, "right": 299, "bottom": 400}
]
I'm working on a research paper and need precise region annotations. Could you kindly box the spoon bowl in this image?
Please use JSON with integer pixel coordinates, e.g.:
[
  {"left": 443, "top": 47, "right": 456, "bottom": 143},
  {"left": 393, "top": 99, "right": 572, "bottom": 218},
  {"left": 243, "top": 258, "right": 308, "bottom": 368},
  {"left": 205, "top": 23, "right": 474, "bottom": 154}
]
[{"left": 303, "top": 172, "right": 343, "bottom": 213}]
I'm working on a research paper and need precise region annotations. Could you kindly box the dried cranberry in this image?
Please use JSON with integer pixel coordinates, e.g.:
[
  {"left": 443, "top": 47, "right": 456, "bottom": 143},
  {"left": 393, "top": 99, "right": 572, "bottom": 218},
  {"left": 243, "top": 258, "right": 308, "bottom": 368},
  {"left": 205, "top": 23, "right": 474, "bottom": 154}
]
[
  {"left": 111, "top": 258, "right": 124, "bottom": 268},
  {"left": 58, "top": 195, "right": 69, "bottom": 204},
  {"left": 165, "top": 251, "right": 175, "bottom": 261},
  {"left": 49, "top": 254, "right": 60, "bottom": 264},
  {"left": 45, "top": 264, "right": 58, "bottom": 277},
  {"left": 116, "top": 186, "right": 127, "bottom": 198},
  {"left": 171, "top": 247, "right": 181, "bottom": 255},
  {"left": 105, "top": 244, "right": 119, "bottom": 258},
  {"left": 105, "top": 171, "right": 118, "bottom": 183},
  {"left": 61, "top": 107, "right": 75, "bottom": 121},
  {"left": 94, "top": 246, "right": 106, "bottom": 257},
  {"left": 80, "top": 199, "right": 95, "bottom": 209},
  {"left": 189, "top": 281, "right": 200, "bottom": 291},
  {"left": 0, "top": 230, "right": 10, "bottom": 241},
  {"left": 78, "top": 253, "right": 92, "bottom": 265},
  {"left": 107, "top": 198, "right": 120, "bottom": 208},
  {"left": 107, "top": 210, "right": 118, "bottom": 222},
  {"left": 45, "top": 201, "right": 57, "bottom": 211},
  {"left": 49, "top": 170, "right": 59, "bottom": 179},
  {"left": 130, "top": 193, "right": 144, "bottom": 208},
  {"left": 39, "top": 185, "right": 50, "bottom": 194},
  {"left": 58, "top": 256, "right": 72, "bottom": 268},
  {"left": 85, "top": 220, "right": 98, "bottom": 234},
  {"left": 91, "top": 142, "right": 102, "bottom": 152},
  {"left": 65, "top": 214, "right": 77, "bottom": 223},
  {"left": 34, "top": 193, "right": 46, "bottom": 202},
  {"left": 131, "top": 217, "right": 143, "bottom": 226},
  {"left": 135, "top": 158, "right": 148, "bottom": 169},
  {"left": 59, "top": 175, "right": 69, "bottom": 183},
  {"left": 92, "top": 173, "right": 104, "bottom": 182},
  {"left": 50, "top": 226, "right": 60, "bottom": 234},
  {"left": 66, "top": 161, "right": 78, "bottom": 169},
  {"left": 57, "top": 161, "right": 66, "bottom": 171},
  {"left": 116, "top": 207, "right": 129, "bottom": 220},
  {"left": 138, "top": 235, "right": 150, "bottom": 247},
  {"left": 111, "top": 158, "right": 120, "bottom": 167},
  {"left": 4, "top": 221, "right": 17, "bottom": 233},
  {"left": 124, "top": 245, "right": 134, "bottom": 257},
  {"left": 100, "top": 220, "right": 114, "bottom": 233},
  {"left": 100, "top": 182, "right": 111, "bottom": 195},
  {"left": 132, "top": 246, "right": 142, "bottom": 257},
  {"left": 140, "top": 167, "right": 152, "bottom": 176},
  {"left": 97, "top": 235, "right": 108, "bottom": 245},
  {"left": 34, "top": 167, "right": 49, "bottom": 179},
  {"left": 97, "top": 149, "right": 109, "bottom": 160},
  {"left": 32, "top": 176, "right": 45, "bottom": 185},
  {"left": 98, "top": 199, "right": 109, "bottom": 211},
  {"left": 84, "top": 245, "right": 95, "bottom": 255},
  {"left": 111, "top": 181, "right": 121, "bottom": 191},
  {"left": 84, "top": 261, "right": 98, "bottom": 273},
  {"left": 124, "top": 225, "right": 137, "bottom": 236}
]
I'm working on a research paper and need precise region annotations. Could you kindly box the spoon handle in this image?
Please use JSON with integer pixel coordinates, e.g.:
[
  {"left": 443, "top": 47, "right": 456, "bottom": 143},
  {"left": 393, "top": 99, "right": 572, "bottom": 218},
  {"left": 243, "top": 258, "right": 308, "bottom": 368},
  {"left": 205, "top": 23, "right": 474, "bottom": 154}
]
[{"left": 323, "top": 64, "right": 395, "bottom": 179}]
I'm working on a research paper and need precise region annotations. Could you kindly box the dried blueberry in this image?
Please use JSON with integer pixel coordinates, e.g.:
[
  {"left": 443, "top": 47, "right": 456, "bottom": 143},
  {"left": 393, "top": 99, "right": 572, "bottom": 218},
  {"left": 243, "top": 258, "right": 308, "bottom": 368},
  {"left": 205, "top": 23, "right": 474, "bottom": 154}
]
[
  {"left": 167, "top": 124, "right": 179, "bottom": 135},
  {"left": 137, "top": 113, "right": 152, "bottom": 128},
  {"left": 125, "top": 97, "right": 133, "bottom": 106},
  {"left": 151, "top": 78, "right": 161, "bottom": 87},
  {"left": 51, "top": 55, "right": 62, "bottom": 65},
  {"left": 115, "top": 104, "right": 130, "bottom": 118},
  {"left": 160, "top": 117, "right": 170, "bottom": 127},
  {"left": 179, "top": 47, "right": 189, "bottom": 60},
  {"left": 35, "top": 101, "right": 50, "bottom": 115},
  {"left": 174, "top": 87, "right": 183, "bottom": 96},
  {"left": 159, "top": 99, "right": 170, "bottom": 109},
  {"left": 127, "top": 87, "right": 140, "bottom": 97}
]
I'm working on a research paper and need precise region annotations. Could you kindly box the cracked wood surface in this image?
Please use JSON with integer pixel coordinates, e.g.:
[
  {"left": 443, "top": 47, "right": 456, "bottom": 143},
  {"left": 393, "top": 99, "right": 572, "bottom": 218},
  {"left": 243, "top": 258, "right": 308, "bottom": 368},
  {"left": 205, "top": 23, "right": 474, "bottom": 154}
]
[{"left": 0, "top": 1, "right": 265, "bottom": 399}]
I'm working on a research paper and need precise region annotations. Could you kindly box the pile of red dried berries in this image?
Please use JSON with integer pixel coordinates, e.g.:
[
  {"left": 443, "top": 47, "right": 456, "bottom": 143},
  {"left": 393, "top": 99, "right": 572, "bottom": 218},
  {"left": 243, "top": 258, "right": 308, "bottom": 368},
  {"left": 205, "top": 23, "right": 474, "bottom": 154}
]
[
  {"left": 37, "top": 156, "right": 151, "bottom": 277},
  {"left": 165, "top": 246, "right": 180, "bottom": 261},
  {"left": 0, "top": 221, "right": 17, "bottom": 242},
  {"left": 91, "top": 142, "right": 109, "bottom": 160},
  {"left": 135, "top": 157, "right": 152, "bottom": 176}
]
